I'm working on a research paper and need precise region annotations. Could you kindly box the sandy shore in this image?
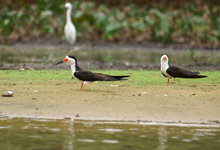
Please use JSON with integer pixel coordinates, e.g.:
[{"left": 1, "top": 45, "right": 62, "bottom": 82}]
[{"left": 1, "top": 81, "right": 220, "bottom": 123}]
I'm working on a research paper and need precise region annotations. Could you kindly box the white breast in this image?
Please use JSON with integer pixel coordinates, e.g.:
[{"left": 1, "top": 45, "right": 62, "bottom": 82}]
[{"left": 161, "top": 63, "right": 173, "bottom": 78}]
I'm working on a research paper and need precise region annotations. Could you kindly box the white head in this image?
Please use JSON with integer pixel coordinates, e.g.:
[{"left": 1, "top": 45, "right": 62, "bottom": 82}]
[
  {"left": 56, "top": 55, "right": 78, "bottom": 74},
  {"left": 65, "top": 55, "right": 76, "bottom": 66},
  {"left": 160, "top": 54, "right": 169, "bottom": 73},
  {"left": 65, "top": 3, "right": 72, "bottom": 10},
  {"left": 160, "top": 54, "right": 169, "bottom": 64},
  {"left": 56, "top": 55, "right": 77, "bottom": 66}
]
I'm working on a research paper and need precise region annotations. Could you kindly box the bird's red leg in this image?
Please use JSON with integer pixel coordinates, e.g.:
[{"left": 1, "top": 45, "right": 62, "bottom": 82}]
[
  {"left": 80, "top": 83, "right": 83, "bottom": 91},
  {"left": 167, "top": 79, "right": 169, "bottom": 85},
  {"left": 173, "top": 78, "right": 175, "bottom": 85},
  {"left": 81, "top": 84, "right": 85, "bottom": 92}
]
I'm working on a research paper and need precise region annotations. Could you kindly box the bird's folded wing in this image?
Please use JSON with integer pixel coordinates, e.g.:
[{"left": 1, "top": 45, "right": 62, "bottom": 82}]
[
  {"left": 167, "top": 66, "right": 192, "bottom": 77},
  {"left": 74, "top": 70, "right": 107, "bottom": 81}
]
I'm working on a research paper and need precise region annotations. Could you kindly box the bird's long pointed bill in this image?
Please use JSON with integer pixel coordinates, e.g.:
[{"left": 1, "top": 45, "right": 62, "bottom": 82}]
[
  {"left": 56, "top": 60, "right": 64, "bottom": 65},
  {"left": 56, "top": 58, "right": 68, "bottom": 65}
]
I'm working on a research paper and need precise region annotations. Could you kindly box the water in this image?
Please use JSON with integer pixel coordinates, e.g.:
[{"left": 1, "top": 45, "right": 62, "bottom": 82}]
[
  {"left": 0, "top": 118, "right": 220, "bottom": 150},
  {"left": 1, "top": 45, "right": 220, "bottom": 65}
]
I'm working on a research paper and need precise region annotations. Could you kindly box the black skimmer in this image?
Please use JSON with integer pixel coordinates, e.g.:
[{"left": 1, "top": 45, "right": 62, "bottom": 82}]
[
  {"left": 64, "top": 3, "right": 76, "bottom": 49},
  {"left": 56, "top": 55, "right": 130, "bottom": 91},
  {"left": 160, "top": 54, "right": 207, "bottom": 85}
]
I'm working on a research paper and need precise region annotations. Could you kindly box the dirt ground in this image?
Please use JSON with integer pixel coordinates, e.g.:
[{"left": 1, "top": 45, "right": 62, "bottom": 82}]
[{"left": 1, "top": 81, "right": 220, "bottom": 123}]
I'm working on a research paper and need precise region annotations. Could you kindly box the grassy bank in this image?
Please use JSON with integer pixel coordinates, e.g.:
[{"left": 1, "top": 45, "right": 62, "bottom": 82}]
[{"left": 1, "top": 69, "right": 219, "bottom": 89}]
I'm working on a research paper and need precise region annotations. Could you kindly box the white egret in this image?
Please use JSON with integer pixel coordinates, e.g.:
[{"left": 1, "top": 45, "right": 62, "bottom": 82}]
[{"left": 64, "top": 3, "right": 76, "bottom": 49}]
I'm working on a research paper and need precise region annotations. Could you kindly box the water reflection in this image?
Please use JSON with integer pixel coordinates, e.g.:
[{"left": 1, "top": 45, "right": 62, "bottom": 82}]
[
  {"left": 0, "top": 118, "right": 220, "bottom": 150},
  {"left": 157, "top": 127, "right": 167, "bottom": 150},
  {"left": 1, "top": 46, "right": 220, "bottom": 66}
]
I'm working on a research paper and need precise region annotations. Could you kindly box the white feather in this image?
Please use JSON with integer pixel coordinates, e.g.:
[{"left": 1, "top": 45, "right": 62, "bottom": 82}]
[
  {"left": 160, "top": 54, "right": 173, "bottom": 78},
  {"left": 66, "top": 56, "right": 76, "bottom": 76},
  {"left": 64, "top": 3, "right": 76, "bottom": 46}
]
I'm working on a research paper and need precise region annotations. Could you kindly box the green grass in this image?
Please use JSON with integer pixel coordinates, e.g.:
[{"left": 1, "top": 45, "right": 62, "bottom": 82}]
[{"left": 0, "top": 70, "right": 219, "bottom": 87}]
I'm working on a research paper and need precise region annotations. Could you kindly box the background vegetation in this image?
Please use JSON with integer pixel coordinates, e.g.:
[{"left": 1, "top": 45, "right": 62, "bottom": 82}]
[{"left": 0, "top": 0, "right": 220, "bottom": 49}]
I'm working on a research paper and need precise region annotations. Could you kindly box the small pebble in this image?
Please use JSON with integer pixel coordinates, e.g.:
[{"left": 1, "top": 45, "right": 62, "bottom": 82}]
[
  {"left": 192, "top": 94, "right": 197, "bottom": 97},
  {"left": 110, "top": 85, "right": 119, "bottom": 87},
  {"left": 2, "top": 91, "right": 13, "bottom": 97}
]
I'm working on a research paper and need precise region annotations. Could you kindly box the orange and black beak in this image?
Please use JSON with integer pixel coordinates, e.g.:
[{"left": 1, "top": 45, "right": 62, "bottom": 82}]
[{"left": 56, "top": 58, "right": 68, "bottom": 65}]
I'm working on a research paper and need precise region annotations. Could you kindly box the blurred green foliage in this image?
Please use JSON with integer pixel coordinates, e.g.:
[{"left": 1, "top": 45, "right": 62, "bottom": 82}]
[{"left": 0, "top": 1, "right": 220, "bottom": 48}]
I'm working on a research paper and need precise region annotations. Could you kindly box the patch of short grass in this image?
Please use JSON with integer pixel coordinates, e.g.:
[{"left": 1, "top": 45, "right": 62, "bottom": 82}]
[{"left": 0, "top": 70, "right": 219, "bottom": 89}]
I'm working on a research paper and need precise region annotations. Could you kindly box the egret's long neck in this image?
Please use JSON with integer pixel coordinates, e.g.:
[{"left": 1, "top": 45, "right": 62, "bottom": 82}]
[{"left": 66, "top": 8, "right": 72, "bottom": 24}]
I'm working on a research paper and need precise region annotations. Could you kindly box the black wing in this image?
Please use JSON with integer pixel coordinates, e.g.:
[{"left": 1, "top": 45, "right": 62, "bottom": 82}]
[
  {"left": 167, "top": 65, "right": 205, "bottom": 78},
  {"left": 95, "top": 73, "right": 130, "bottom": 81},
  {"left": 74, "top": 70, "right": 129, "bottom": 81},
  {"left": 74, "top": 70, "right": 103, "bottom": 81}
]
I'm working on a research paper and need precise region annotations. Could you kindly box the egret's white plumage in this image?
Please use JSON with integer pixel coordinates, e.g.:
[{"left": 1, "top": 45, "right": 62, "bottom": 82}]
[{"left": 64, "top": 3, "right": 76, "bottom": 47}]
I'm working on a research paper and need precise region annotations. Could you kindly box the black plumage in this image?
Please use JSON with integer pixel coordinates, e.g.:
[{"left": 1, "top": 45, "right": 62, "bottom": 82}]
[
  {"left": 166, "top": 65, "right": 207, "bottom": 78},
  {"left": 74, "top": 71, "right": 129, "bottom": 82}
]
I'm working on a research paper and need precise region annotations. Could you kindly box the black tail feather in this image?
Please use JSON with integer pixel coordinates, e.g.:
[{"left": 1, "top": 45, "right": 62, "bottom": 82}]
[
  {"left": 180, "top": 71, "right": 208, "bottom": 78},
  {"left": 105, "top": 75, "right": 130, "bottom": 81},
  {"left": 188, "top": 71, "right": 200, "bottom": 76},
  {"left": 181, "top": 75, "right": 207, "bottom": 78},
  {"left": 181, "top": 73, "right": 208, "bottom": 78}
]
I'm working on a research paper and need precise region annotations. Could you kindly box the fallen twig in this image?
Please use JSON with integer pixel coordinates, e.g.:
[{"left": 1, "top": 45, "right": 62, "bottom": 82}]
[{"left": 26, "top": 67, "right": 35, "bottom": 70}]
